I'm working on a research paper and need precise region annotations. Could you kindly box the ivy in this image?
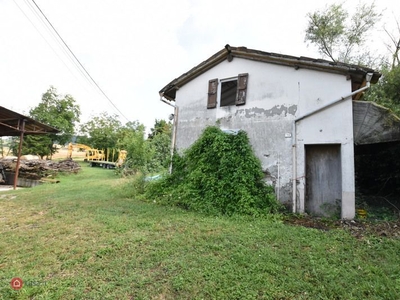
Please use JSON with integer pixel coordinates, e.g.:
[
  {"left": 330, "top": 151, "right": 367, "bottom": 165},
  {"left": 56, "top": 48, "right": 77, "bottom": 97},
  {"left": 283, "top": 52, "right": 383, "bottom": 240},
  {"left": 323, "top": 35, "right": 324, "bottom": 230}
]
[{"left": 145, "top": 126, "right": 280, "bottom": 216}]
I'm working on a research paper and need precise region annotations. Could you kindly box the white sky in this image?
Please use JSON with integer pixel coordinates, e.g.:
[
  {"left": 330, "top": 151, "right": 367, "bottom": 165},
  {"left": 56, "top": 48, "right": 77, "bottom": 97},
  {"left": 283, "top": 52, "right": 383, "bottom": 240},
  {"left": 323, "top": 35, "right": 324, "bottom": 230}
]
[{"left": 0, "top": 0, "right": 399, "bottom": 133}]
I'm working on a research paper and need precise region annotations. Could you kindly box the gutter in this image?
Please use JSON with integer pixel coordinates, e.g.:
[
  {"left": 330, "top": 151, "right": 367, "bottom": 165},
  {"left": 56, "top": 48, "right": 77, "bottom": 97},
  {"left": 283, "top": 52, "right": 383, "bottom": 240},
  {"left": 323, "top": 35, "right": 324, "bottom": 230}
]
[
  {"left": 159, "top": 93, "right": 178, "bottom": 174},
  {"left": 291, "top": 73, "right": 373, "bottom": 213}
]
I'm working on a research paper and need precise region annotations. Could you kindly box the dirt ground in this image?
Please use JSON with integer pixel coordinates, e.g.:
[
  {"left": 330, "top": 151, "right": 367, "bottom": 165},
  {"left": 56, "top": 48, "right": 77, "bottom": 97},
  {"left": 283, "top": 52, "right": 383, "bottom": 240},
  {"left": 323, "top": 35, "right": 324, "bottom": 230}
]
[
  {"left": 1, "top": 146, "right": 85, "bottom": 161},
  {"left": 284, "top": 214, "right": 400, "bottom": 239}
]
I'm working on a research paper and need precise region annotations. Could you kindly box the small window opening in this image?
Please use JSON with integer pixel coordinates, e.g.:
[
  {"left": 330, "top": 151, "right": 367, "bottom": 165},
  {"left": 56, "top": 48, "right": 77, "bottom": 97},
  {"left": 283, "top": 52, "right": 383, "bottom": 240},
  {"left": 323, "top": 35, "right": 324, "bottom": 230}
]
[{"left": 220, "top": 79, "right": 237, "bottom": 107}]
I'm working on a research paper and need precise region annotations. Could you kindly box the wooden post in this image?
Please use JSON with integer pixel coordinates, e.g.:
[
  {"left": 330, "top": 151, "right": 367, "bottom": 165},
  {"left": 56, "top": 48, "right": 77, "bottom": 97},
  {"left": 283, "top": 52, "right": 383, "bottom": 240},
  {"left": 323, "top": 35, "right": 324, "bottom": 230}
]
[{"left": 13, "top": 119, "right": 25, "bottom": 190}]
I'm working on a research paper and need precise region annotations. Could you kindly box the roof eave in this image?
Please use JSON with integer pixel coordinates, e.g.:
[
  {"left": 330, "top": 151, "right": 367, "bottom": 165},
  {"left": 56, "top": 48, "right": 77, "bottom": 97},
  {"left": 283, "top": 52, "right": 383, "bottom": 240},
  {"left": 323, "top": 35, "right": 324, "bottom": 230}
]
[
  {"left": 0, "top": 106, "right": 60, "bottom": 136},
  {"left": 160, "top": 48, "right": 229, "bottom": 100},
  {"left": 160, "top": 45, "right": 382, "bottom": 101},
  {"left": 232, "top": 49, "right": 380, "bottom": 82}
]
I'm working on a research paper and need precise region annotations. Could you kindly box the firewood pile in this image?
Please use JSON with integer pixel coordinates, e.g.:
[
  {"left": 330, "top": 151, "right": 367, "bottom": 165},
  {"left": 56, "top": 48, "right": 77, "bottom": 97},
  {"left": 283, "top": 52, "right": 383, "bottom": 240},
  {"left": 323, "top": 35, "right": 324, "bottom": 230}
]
[{"left": 0, "top": 158, "right": 81, "bottom": 180}]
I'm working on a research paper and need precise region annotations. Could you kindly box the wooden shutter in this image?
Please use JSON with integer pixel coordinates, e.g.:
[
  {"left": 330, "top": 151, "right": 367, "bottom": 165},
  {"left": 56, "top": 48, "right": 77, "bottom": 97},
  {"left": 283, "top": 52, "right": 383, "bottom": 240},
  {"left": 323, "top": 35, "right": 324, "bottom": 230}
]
[
  {"left": 236, "top": 73, "right": 248, "bottom": 106},
  {"left": 207, "top": 78, "right": 218, "bottom": 109}
]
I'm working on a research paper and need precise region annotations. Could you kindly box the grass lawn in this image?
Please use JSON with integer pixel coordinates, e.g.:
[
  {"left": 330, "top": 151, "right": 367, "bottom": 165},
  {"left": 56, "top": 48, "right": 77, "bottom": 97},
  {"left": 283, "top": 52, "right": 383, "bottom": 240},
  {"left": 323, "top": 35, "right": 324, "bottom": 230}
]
[{"left": 0, "top": 162, "right": 399, "bottom": 299}]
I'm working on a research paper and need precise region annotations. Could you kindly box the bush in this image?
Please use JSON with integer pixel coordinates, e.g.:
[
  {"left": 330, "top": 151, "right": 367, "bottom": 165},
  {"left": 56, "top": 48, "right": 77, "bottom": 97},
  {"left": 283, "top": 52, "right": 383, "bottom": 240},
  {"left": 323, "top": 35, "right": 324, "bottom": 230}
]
[{"left": 145, "top": 126, "right": 280, "bottom": 216}]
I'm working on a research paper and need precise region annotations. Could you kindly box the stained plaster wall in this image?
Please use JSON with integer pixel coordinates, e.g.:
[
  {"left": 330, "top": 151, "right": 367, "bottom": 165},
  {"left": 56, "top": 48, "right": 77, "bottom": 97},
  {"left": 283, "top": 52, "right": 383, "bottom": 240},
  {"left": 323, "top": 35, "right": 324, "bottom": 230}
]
[
  {"left": 295, "top": 94, "right": 355, "bottom": 219},
  {"left": 173, "top": 57, "right": 355, "bottom": 218}
]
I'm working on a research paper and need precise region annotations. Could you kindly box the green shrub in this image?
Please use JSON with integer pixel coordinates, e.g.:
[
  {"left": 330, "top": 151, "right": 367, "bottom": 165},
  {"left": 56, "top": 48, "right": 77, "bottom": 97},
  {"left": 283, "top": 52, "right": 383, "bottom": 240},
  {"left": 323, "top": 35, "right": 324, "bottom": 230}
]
[{"left": 145, "top": 126, "right": 280, "bottom": 216}]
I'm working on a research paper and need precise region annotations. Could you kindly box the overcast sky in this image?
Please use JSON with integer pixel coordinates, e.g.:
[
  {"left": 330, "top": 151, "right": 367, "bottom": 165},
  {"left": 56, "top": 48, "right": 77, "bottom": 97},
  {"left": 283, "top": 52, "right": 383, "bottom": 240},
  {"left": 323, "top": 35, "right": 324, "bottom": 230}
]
[{"left": 1, "top": 0, "right": 399, "bottom": 134}]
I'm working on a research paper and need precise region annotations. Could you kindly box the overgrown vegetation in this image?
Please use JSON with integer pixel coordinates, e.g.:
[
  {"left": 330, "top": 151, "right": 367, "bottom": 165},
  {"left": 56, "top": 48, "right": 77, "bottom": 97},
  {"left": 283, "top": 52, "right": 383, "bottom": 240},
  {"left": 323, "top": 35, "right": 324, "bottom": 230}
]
[
  {"left": 0, "top": 163, "right": 399, "bottom": 299},
  {"left": 78, "top": 114, "right": 172, "bottom": 175},
  {"left": 143, "top": 126, "right": 280, "bottom": 216},
  {"left": 364, "top": 64, "right": 400, "bottom": 116}
]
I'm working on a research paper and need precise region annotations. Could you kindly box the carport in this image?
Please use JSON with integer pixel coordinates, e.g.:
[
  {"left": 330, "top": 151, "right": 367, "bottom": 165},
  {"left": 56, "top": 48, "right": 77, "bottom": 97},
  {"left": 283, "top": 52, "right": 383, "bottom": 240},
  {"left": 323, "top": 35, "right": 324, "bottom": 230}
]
[
  {"left": 353, "top": 100, "right": 400, "bottom": 145},
  {"left": 0, "top": 106, "right": 59, "bottom": 189},
  {"left": 353, "top": 101, "right": 400, "bottom": 208}
]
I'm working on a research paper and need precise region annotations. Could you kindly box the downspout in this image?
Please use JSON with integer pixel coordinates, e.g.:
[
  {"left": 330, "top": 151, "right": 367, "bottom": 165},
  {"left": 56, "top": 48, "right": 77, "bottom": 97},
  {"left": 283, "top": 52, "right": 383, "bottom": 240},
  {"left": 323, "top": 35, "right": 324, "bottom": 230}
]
[
  {"left": 291, "top": 73, "right": 373, "bottom": 213},
  {"left": 159, "top": 93, "right": 178, "bottom": 174},
  {"left": 291, "top": 122, "right": 297, "bottom": 213}
]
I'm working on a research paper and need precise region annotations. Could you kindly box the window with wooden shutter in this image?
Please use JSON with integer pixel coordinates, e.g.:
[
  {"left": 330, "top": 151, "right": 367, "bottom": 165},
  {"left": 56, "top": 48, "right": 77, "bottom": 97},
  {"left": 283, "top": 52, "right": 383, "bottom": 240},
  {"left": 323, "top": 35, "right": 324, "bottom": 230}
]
[
  {"left": 207, "top": 78, "right": 218, "bottom": 109},
  {"left": 236, "top": 73, "right": 248, "bottom": 106}
]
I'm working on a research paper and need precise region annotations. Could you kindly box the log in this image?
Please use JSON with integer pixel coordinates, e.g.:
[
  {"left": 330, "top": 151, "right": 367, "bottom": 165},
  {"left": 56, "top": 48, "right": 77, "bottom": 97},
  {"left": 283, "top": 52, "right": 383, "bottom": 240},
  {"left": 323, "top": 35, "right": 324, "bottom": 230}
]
[{"left": 0, "top": 158, "right": 81, "bottom": 181}]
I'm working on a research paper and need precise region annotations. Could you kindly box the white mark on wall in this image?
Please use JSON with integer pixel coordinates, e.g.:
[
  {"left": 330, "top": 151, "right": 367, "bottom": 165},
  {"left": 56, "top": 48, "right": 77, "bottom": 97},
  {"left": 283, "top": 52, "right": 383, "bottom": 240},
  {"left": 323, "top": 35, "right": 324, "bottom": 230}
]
[{"left": 235, "top": 105, "right": 298, "bottom": 118}]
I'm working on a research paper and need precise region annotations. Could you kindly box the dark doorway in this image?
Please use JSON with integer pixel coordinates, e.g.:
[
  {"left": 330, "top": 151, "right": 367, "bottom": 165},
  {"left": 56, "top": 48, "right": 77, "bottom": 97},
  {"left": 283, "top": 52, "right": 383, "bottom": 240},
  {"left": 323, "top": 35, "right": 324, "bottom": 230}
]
[
  {"left": 305, "top": 144, "right": 342, "bottom": 217},
  {"left": 354, "top": 141, "right": 400, "bottom": 218}
]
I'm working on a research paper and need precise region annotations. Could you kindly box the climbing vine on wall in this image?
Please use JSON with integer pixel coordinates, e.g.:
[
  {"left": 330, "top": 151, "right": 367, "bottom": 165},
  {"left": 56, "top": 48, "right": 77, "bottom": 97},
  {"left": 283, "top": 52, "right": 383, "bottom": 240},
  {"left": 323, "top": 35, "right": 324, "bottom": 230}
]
[{"left": 145, "top": 126, "right": 280, "bottom": 216}]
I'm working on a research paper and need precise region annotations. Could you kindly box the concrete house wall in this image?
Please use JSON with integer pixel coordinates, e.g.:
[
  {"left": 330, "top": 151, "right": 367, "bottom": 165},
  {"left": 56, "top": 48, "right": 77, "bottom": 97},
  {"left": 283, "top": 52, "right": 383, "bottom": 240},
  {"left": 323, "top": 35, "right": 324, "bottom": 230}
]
[
  {"left": 160, "top": 46, "right": 382, "bottom": 219},
  {"left": 172, "top": 56, "right": 356, "bottom": 218}
]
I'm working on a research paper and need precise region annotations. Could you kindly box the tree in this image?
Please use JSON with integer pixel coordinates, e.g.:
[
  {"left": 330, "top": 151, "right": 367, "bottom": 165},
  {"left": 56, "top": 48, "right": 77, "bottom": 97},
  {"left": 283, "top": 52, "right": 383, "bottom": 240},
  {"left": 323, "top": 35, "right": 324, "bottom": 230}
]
[
  {"left": 79, "top": 115, "right": 172, "bottom": 174},
  {"left": 79, "top": 114, "right": 158, "bottom": 173},
  {"left": 364, "top": 64, "right": 400, "bottom": 115},
  {"left": 116, "top": 122, "right": 151, "bottom": 174},
  {"left": 147, "top": 128, "right": 172, "bottom": 171},
  {"left": 147, "top": 119, "right": 172, "bottom": 139},
  {"left": 7, "top": 137, "right": 19, "bottom": 157},
  {"left": 146, "top": 119, "right": 172, "bottom": 171},
  {"left": 22, "top": 135, "right": 53, "bottom": 159},
  {"left": 305, "top": 2, "right": 381, "bottom": 64},
  {"left": 25, "top": 86, "right": 81, "bottom": 158},
  {"left": 111, "top": 119, "right": 173, "bottom": 174},
  {"left": 384, "top": 18, "right": 400, "bottom": 69},
  {"left": 79, "top": 112, "right": 122, "bottom": 149}
]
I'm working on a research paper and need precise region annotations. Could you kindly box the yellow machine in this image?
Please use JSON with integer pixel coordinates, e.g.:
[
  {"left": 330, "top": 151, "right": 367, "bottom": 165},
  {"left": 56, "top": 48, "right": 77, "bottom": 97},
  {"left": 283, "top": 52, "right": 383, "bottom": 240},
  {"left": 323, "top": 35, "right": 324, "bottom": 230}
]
[
  {"left": 72, "top": 143, "right": 92, "bottom": 151},
  {"left": 67, "top": 142, "right": 127, "bottom": 168},
  {"left": 85, "top": 149, "right": 105, "bottom": 161},
  {"left": 86, "top": 148, "right": 127, "bottom": 169},
  {"left": 67, "top": 143, "right": 93, "bottom": 159},
  {"left": 116, "top": 150, "right": 127, "bottom": 167}
]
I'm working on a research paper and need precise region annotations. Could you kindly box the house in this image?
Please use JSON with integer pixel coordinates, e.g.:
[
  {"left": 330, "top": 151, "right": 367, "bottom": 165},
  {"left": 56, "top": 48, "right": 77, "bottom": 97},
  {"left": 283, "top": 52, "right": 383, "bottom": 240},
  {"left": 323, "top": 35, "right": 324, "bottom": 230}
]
[{"left": 159, "top": 45, "right": 400, "bottom": 219}]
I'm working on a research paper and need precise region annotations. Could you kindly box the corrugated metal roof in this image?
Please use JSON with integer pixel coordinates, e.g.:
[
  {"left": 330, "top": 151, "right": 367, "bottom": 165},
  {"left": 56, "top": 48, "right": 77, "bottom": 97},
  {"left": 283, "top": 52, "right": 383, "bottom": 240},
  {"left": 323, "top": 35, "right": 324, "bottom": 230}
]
[
  {"left": 159, "top": 44, "right": 381, "bottom": 101},
  {"left": 0, "top": 106, "right": 60, "bottom": 136},
  {"left": 353, "top": 101, "right": 400, "bottom": 145}
]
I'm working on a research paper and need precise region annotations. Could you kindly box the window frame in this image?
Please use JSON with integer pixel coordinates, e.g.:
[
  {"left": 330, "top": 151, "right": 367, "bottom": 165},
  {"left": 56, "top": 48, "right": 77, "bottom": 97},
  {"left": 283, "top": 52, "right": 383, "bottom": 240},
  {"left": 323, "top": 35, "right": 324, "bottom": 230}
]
[
  {"left": 220, "top": 77, "right": 238, "bottom": 107},
  {"left": 207, "top": 73, "right": 248, "bottom": 109}
]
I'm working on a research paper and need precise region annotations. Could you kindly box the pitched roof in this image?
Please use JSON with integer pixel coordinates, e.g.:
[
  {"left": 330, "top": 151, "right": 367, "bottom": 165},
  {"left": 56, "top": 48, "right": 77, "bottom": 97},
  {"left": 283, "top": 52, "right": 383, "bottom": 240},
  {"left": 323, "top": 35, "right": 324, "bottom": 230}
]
[
  {"left": 0, "top": 106, "right": 60, "bottom": 136},
  {"left": 159, "top": 44, "right": 381, "bottom": 101}
]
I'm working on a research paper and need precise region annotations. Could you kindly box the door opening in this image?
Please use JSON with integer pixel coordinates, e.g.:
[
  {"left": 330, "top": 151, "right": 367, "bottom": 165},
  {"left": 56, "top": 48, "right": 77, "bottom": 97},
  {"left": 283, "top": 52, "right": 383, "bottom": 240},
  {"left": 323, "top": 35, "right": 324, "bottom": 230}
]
[{"left": 305, "top": 144, "right": 342, "bottom": 217}]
